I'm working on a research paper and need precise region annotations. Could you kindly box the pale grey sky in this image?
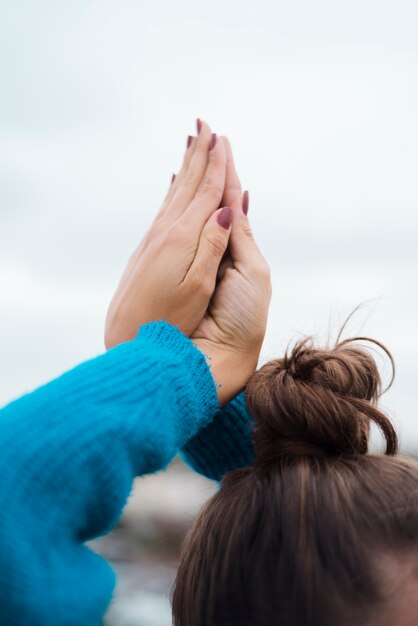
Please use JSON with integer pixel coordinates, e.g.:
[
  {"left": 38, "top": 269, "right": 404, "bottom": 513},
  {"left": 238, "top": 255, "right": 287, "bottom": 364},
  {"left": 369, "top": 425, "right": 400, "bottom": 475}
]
[{"left": 1, "top": 0, "right": 417, "bottom": 450}]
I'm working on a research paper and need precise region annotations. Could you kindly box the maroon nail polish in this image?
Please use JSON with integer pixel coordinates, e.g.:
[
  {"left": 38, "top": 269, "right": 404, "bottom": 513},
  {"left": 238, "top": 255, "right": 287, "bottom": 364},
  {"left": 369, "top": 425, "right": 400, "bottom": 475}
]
[
  {"left": 210, "top": 133, "right": 217, "bottom": 150},
  {"left": 187, "top": 135, "right": 193, "bottom": 149},
  {"left": 171, "top": 173, "right": 176, "bottom": 185},
  {"left": 242, "top": 190, "right": 249, "bottom": 215},
  {"left": 217, "top": 206, "right": 233, "bottom": 230},
  {"left": 197, "top": 118, "right": 202, "bottom": 134}
]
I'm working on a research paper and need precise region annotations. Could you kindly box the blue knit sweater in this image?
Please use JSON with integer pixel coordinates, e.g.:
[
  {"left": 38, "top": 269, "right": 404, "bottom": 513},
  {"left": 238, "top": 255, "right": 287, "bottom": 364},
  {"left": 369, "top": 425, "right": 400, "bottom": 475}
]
[{"left": 0, "top": 321, "right": 255, "bottom": 625}]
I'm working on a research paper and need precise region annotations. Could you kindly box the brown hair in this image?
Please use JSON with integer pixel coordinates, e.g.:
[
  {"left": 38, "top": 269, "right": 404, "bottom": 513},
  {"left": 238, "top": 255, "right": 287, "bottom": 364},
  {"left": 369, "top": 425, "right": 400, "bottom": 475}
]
[{"left": 172, "top": 335, "right": 418, "bottom": 626}]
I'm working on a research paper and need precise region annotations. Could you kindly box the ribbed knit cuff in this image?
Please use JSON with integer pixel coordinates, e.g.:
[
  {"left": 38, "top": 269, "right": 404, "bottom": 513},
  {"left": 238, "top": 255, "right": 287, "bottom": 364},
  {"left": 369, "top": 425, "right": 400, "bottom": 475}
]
[
  {"left": 180, "top": 391, "right": 255, "bottom": 482},
  {"left": 136, "top": 321, "right": 220, "bottom": 444}
]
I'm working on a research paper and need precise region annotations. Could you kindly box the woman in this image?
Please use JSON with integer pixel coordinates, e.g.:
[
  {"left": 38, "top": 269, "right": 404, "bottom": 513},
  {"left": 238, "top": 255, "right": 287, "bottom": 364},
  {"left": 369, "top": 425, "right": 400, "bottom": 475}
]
[
  {"left": 175, "top": 338, "right": 418, "bottom": 626},
  {"left": 0, "top": 120, "right": 270, "bottom": 625},
  {"left": 0, "top": 120, "right": 416, "bottom": 626}
]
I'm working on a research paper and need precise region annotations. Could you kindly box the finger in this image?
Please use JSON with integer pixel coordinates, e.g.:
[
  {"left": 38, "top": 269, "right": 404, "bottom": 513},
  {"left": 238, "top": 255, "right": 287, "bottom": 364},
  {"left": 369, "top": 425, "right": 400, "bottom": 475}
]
[
  {"left": 163, "top": 120, "right": 214, "bottom": 222},
  {"left": 180, "top": 135, "right": 227, "bottom": 230},
  {"left": 221, "top": 136, "right": 242, "bottom": 210},
  {"left": 163, "top": 172, "right": 177, "bottom": 203},
  {"left": 163, "top": 132, "right": 196, "bottom": 205},
  {"left": 187, "top": 206, "right": 233, "bottom": 293},
  {"left": 156, "top": 173, "right": 177, "bottom": 222},
  {"left": 156, "top": 131, "right": 198, "bottom": 222},
  {"left": 174, "top": 119, "right": 212, "bottom": 193},
  {"left": 229, "top": 198, "right": 269, "bottom": 281}
]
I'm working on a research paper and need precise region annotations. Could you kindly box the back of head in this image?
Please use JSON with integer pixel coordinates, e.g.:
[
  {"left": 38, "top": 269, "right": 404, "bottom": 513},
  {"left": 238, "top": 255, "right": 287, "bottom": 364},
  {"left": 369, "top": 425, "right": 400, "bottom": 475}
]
[{"left": 172, "top": 336, "right": 418, "bottom": 626}]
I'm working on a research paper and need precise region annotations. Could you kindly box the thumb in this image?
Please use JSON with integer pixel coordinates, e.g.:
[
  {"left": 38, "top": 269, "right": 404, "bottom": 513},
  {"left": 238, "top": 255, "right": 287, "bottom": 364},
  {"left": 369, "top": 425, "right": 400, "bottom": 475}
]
[
  {"left": 187, "top": 206, "right": 233, "bottom": 291},
  {"left": 229, "top": 192, "right": 269, "bottom": 280}
]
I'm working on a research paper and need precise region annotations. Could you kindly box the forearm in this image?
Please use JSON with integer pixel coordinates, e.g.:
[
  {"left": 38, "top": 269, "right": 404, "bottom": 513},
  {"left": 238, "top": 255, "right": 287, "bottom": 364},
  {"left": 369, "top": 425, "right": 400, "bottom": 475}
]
[
  {"left": 181, "top": 391, "right": 255, "bottom": 482},
  {"left": 0, "top": 321, "right": 218, "bottom": 625}
]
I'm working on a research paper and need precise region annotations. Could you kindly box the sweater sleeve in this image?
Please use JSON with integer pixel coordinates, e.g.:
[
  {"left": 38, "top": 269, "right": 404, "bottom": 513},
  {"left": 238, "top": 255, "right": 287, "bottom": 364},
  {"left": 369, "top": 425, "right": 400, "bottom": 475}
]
[
  {"left": 0, "top": 321, "right": 218, "bottom": 626},
  {"left": 180, "top": 391, "right": 255, "bottom": 482}
]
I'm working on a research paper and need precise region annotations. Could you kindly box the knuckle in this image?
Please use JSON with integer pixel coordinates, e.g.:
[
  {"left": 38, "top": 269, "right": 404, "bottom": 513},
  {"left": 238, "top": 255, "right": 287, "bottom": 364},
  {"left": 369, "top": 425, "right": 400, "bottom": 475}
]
[
  {"left": 254, "top": 259, "right": 271, "bottom": 282},
  {"left": 206, "top": 233, "right": 227, "bottom": 257},
  {"left": 188, "top": 274, "right": 212, "bottom": 298},
  {"left": 184, "top": 167, "right": 200, "bottom": 187},
  {"left": 262, "top": 262, "right": 272, "bottom": 281},
  {"left": 148, "top": 219, "right": 164, "bottom": 239},
  {"left": 241, "top": 221, "right": 255, "bottom": 241},
  {"left": 198, "top": 176, "right": 223, "bottom": 199},
  {"left": 227, "top": 184, "right": 242, "bottom": 199},
  {"left": 200, "top": 278, "right": 214, "bottom": 299},
  {"left": 166, "top": 224, "right": 188, "bottom": 244}
]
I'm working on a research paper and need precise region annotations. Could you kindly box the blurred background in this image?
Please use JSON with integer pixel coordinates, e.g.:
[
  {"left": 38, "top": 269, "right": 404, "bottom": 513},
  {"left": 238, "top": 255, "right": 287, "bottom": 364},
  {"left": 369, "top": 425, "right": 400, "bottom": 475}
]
[{"left": 1, "top": 1, "right": 417, "bottom": 624}]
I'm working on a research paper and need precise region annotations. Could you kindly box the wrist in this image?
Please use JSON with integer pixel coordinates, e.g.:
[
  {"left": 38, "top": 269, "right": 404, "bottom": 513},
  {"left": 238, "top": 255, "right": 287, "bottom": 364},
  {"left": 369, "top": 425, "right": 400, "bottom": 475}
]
[{"left": 192, "top": 339, "right": 258, "bottom": 406}]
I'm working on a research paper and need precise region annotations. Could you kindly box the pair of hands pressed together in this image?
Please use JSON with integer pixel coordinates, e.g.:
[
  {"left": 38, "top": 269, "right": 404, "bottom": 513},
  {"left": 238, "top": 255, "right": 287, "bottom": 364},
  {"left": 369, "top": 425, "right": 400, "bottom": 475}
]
[{"left": 105, "top": 120, "right": 272, "bottom": 405}]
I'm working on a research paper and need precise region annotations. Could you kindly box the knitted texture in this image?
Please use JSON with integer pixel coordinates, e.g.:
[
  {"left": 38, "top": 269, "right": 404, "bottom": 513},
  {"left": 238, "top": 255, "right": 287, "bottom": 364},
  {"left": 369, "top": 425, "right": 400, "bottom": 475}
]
[
  {"left": 181, "top": 391, "right": 255, "bottom": 481},
  {"left": 0, "top": 321, "right": 222, "bottom": 625}
]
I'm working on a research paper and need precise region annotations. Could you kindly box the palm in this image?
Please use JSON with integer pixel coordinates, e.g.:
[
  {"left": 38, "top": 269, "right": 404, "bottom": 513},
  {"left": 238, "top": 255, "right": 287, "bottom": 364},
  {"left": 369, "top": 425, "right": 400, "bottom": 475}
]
[{"left": 192, "top": 258, "right": 268, "bottom": 354}]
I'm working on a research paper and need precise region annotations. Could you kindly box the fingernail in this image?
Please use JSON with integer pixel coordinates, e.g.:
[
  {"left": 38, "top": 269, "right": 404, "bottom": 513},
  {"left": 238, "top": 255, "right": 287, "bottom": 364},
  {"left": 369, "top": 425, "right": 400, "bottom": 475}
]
[
  {"left": 171, "top": 173, "right": 176, "bottom": 185},
  {"left": 217, "top": 206, "right": 233, "bottom": 229},
  {"left": 187, "top": 135, "right": 193, "bottom": 149},
  {"left": 242, "top": 190, "right": 249, "bottom": 215},
  {"left": 210, "top": 133, "right": 217, "bottom": 150},
  {"left": 197, "top": 118, "right": 202, "bottom": 134}
]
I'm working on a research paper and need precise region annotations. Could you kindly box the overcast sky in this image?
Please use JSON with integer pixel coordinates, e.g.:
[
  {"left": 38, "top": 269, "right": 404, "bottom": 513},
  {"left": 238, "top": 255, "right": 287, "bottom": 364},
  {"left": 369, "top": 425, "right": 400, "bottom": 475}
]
[{"left": 0, "top": 0, "right": 417, "bottom": 450}]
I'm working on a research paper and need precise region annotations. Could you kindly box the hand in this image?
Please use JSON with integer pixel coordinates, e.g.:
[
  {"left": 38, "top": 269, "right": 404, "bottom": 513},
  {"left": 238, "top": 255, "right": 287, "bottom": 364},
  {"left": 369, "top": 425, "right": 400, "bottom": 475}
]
[
  {"left": 105, "top": 120, "right": 233, "bottom": 349},
  {"left": 191, "top": 138, "right": 272, "bottom": 405}
]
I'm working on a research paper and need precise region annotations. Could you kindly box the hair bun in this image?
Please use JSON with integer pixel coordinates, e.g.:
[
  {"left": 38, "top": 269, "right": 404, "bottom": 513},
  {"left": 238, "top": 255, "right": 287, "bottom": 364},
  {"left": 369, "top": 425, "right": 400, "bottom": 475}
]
[{"left": 245, "top": 336, "right": 398, "bottom": 464}]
